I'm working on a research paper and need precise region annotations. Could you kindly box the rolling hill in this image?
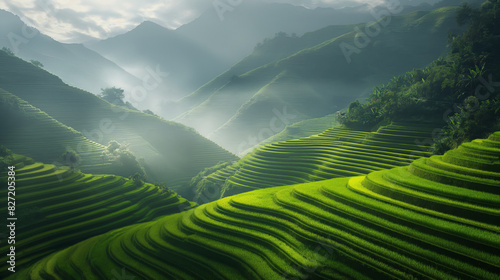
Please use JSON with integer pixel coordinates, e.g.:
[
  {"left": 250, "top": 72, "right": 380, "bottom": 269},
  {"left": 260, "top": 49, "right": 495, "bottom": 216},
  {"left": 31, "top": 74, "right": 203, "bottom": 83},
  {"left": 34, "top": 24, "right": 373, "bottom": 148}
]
[
  {"left": 15, "top": 132, "right": 499, "bottom": 279},
  {"left": 0, "top": 89, "right": 115, "bottom": 175},
  {"left": 0, "top": 154, "right": 195, "bottom": 278},
  {"left": 0, "top": 49, "right": 237, "bottom": 186},
  {"left": 175, "top": 6, "right": 465, "bottom": 154},
  {"left": 241, "top": 113, "right": 339, "bottom": 154},
  {"left": 88, "top": 1, "right": 446, "bottom": 112},
  {"left": 87, "top": 21, "right": 223, "bottom": 104},
  {"left": 88, "top": 2, "right": 385, "bottom": 106},
  {"left": 190, "top": 121, "right": 440, "bottom": 204}
]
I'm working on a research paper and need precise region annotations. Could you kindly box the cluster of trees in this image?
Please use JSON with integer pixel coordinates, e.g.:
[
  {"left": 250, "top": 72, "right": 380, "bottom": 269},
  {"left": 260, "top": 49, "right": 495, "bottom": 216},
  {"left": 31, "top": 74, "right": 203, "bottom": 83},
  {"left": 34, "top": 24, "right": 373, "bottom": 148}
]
[
  {"left": 61, "top": 150, "right": 80, "bottom": 169},
  {"left": 99, "top": 87, "right": 158, "bottom": 116},
  {"left": 99, "top": 87, "right": 136, "bottom": 110},
  {"left": 0, "top": 145, "right": 13, "bottom": 170},
  {"left": 104, "top": 140, "right": 146, "bottom": 178},
  {"left": 2, "top": 47, "right": 43, "bottom": 68},
  {"left": 339, "top": 1, "right": 500, "bottom": 153}
]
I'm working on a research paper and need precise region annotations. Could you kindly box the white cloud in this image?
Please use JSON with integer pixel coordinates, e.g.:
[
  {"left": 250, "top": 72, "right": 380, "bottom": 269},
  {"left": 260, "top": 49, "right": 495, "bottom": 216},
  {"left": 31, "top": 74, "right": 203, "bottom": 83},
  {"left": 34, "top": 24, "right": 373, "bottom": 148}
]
[
  {"left": 0, "top": 0, "right": 436, "bottom": 43},
  {"left": 0, "top": 0, "right": 209, "bottom": 42}
]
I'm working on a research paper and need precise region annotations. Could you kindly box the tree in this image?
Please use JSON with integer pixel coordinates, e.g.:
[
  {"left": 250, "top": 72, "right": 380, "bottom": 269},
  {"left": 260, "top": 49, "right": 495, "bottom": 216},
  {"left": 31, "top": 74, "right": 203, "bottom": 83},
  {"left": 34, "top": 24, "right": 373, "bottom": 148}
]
[
  {"left": 61, "top": 150, "right": 81, "bottom": 169},
  {"left": 99, "top": 87, "right": 125, "bottom": 105},
  {"left": 143, "top": 109, "right": 157, "bottom": 116},
  {"left": 0, "top": 145, "right": 12, "bottom": 157},
  {"left": 104, "top": 140, "right": 146, "bottom": 178},
  {"left": 456, "top": 3, "right": 475, "bottom": 26},
  {"left": 1, "top": 47, "right": 15, "bottom": 56},
  {"left": 130, "top": 172, "right": 145, "bottom": 187},
  {"left": 106, "top": 140, "right": 121, "bottom": 153},
  {"left": 30, "top": 59, "right": 44, "bottom": 68},
  {"left": 0, "top": 145, "right": 13, "bottom": 171}
]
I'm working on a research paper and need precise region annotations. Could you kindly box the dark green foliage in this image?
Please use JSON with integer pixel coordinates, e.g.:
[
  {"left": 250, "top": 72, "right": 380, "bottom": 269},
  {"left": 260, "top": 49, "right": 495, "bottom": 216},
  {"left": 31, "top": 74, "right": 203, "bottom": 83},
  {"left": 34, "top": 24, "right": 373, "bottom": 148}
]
[
  {"left": 105, "top": 140, "right": 146, "bottom": 178},
  {"left": 61, "top": 150, "right": 81, "bottom": 169},
  {"left": 0, "top": 145, "right": 12, "bottom": 157},
  {"left": 142, "top": 109, "right": 157, "bottom": 116},
  {"left": 340, "top": 0, "right": 500, "bottom": 151},
  {"left": 0, "top": 157, "right": 12, "bottom": 171},
  {"left": 99, "top": 87, "right": 125, "bottom": 105},
  {"left": 118, "top": 150, "right": 144, "bottom": 177},
  {"left": 29, "top": 59, "right": 44, "bottom": 68},
  {"left": 181, "top": 161, "right": 233, "bottom": 201},
  {"left": 130, "top": 172, "right": 145, "bottom": 187},
  {"left": 433, "top": 97, "right": 500, "bottom": 154},
  {"left": 189, "top": 161, "right": 232, "bottom": 188},
  {"left": 456, "top": 3, "right": 476, "bottom": 26},
  {"left": 106, "top": 140, "right": 120, "bottom": 153},
  {"left": 1, "top": 47, "right": 14, "bottom": 56},
  {"left": 154, "top": 182, "right": 172, "bottom": 196}
]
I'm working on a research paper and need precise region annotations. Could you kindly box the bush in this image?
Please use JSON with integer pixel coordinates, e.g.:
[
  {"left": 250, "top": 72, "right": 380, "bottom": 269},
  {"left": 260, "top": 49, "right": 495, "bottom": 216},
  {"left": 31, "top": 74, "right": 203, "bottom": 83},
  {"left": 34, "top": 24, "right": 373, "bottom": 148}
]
[
  {"left": 107, "top": 140, "right": 121, "bottom": 153},
  {"left": 432, "top": 98, "right": 500, "bottom": 154},
  {"left": 104, "top": 140, "right": 146, "bottom": 178},
  {"left": 130, "top": 172, "right": 145, "bottom": 187},
  {"left": 30, "top": 59, "right": 44, "bottom": 68},
  {"left": 0, "top": 145, "right": 12, "bottom": 157},
  {"left": 0, "top": 157, "right": 12, "bottom": 171},
  {"left": 61, "top": 150, "right": 81, "bottom": 169},
  {"left": 155, "top": 182, "right": 172, "bottom": 196},
  {"left": 1, "top": 47, "right": 15, "bottom": 56}
]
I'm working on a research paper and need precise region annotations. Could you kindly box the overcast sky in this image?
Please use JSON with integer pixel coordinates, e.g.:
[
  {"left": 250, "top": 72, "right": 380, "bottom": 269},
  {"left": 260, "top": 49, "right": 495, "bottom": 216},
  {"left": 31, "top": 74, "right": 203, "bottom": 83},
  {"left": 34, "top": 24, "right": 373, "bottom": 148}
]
[{"left": 0, "top": 0, "right": 431, "bottom": 43}]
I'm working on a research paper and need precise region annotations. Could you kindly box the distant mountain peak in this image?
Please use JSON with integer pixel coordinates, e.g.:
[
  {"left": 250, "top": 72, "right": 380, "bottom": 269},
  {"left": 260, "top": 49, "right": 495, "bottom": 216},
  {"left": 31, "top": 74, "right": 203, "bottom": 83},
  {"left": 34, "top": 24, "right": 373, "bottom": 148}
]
[{"left": 134, "top": 20, "right": 171, "bottom": 32}]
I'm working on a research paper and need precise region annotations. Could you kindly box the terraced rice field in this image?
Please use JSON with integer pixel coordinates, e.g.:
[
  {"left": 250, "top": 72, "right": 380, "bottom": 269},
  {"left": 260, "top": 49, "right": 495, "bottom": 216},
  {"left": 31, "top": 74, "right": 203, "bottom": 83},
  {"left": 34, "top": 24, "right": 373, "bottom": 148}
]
[
  {"left": 16, "top": 133, "right": 499, "bottom": 279},
  {"left": 0, "top": 52, "right": 238, "bottom": 185},
  {"left": 0, "top": 90, "right": 114, "bottom": 174},
  {"left": 196, "top": 122, "right": 437, "bottom": 201},
  {"left": 0, "top": 155, "right": 195, "bottom": 278}
]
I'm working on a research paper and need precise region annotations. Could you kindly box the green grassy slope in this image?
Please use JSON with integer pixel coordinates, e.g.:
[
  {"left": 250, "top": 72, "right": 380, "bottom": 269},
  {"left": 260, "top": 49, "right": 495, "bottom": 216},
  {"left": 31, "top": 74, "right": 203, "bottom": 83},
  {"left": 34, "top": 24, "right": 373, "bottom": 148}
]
[
  {"left": 193, "top": 121, "right": 439, "bottom": 203},
  {"left": 175, "top": 6, "right": 464, "bottom": 153},
  {"left": 170, "top": 24, "right": 356, "bottom": 119},
  {"left": 0, "top": 89, "right": 114, "bottom": 174},
  {"left": 17, "top": 132, "right": 500, "bottom": 279},
  {"left": 241, "top": 113, "right": 339, "bottom": 155},
  {"left": 0, "top": 154, "right": 195, "bottom": 278},
  {"left": 0, "top": 50, "right": 237, "bottom": 185}
]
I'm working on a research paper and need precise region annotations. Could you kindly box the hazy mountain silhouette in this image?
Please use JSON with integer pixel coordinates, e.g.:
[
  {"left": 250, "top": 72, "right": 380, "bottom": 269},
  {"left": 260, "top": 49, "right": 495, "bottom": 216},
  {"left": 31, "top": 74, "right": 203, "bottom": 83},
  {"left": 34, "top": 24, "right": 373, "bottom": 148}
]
[
  {"left": 0, "top": 10, "right": 143, "bottom": 98},
  {"left": 88, "top": 21, "right": 222, "bottom": 103},
  {"left": 174, "top": 6, "right": 465, "bottom": 154}
]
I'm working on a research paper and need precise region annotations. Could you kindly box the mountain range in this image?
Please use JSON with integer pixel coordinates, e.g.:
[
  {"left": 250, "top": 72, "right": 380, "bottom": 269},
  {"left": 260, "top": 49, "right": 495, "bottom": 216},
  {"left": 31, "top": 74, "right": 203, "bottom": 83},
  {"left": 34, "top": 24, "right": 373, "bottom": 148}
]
[{"left": 173, "top": 6, "right": 465, "bottom": 154}]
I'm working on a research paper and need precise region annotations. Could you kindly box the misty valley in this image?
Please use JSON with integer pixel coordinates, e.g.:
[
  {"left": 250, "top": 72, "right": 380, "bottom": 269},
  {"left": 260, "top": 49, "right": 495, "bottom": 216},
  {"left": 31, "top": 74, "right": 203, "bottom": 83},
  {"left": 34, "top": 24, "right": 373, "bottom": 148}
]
[{"left": 0, "top": 0, "right": 499, "bottom": 279}]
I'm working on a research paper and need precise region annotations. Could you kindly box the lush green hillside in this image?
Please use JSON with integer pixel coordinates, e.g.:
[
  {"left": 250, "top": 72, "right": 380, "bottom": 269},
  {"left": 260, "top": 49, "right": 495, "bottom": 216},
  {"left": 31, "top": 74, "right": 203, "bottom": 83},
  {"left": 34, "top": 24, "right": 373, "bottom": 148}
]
[
  {"left": 339, "top": 0, "right": 500, "bottom": 153},
  {"left": 0, "top": 50, "right": 237, "bottom": 185},
  {"left": 0, "top": 154, "right": 195, "bottom": 278},
  {"left": 169, "top": 25, "right": 356, "bottom": 119},
  {"left": 241, "top": 113, "right": 339, "bottom": 155},
  {"left": 0, "top": 89, "right": 116, "bottom": 174},
  {"left": 16, "top": 132, "right": 499, "bottom": 279},
  {"left": 175, "top": 6, "right": 464, "bottom": 153},
  {"left": 189, "top": 121, "right": 439, "bottom": 204}
]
